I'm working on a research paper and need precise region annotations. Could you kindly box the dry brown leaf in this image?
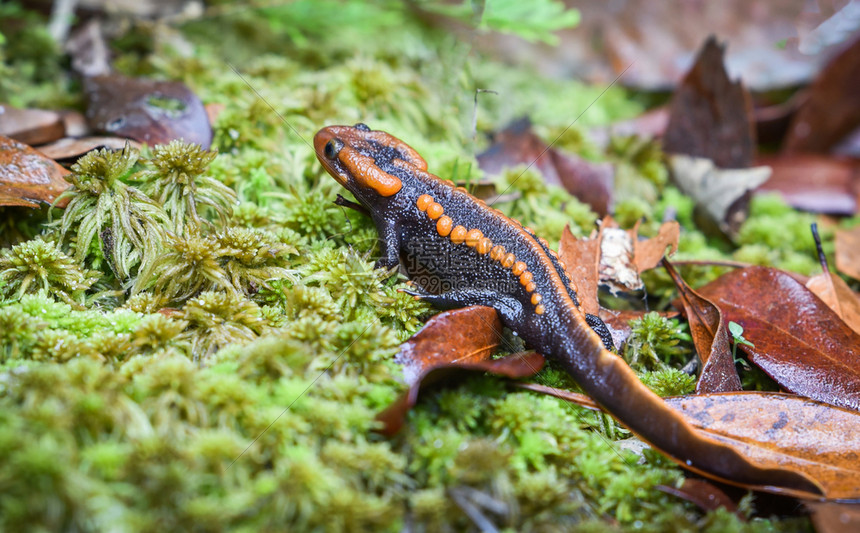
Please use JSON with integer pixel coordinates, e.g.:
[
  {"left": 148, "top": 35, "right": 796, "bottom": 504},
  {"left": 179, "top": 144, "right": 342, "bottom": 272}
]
[
  {"left": 835, "top": 226, "right": 860, "bottom": 280},
  {"left": 84, "top": 74, "right": 213, "bottom": 147},
  {"left": 663, "top": 37, "right": 755, "bottom": 169},
  {"left": 0, "top": 105, "right": 65, "bottom": 146},
  {"left": 665, "top": 260, "right": 742, "bottom": 393},
  {"left": 697, "top": 266, "right": 860, "bottom": 412},
  {"left": 633, "top": 220, "right": 680, "bottom": 273},
  {"left": 806, "top": 272, "right": 860, "bottom": 335},
  {"left": 663, "top": 393, "right": 860, "bottom": 500},
  {"left": 36, "top": 137, "right": 143, "bottom": 161},
  {"left": 784, "top": 34, "right": 860, "bottom": 154},
  {"left": 0, "top": 135, "right": 70, "bottom": 208},
  {"left": 558, "top": 224, "right": 600, "bottom": 315}
]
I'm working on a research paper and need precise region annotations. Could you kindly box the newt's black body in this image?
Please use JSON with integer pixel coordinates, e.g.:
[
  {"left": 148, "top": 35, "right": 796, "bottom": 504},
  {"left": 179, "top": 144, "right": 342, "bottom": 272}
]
[{"left": 314, "top": 123, "right": 822, "bottom": 497}]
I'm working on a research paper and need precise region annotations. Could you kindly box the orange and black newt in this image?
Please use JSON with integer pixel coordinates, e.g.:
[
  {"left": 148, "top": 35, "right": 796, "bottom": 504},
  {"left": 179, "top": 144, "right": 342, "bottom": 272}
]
[{"left": 314, "top": 123, "right": 821, "bottom": 496}]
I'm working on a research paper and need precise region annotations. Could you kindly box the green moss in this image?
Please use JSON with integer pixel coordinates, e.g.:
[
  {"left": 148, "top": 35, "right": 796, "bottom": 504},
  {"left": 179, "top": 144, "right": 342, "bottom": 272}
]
[
  {"left": 0, "top": 237, "right": 99, "bottom": 307},
  {"left": 623, "top": 312, "right": 691, "bottom": 370},
  {"left": 135, "top": 140, "right": 233, "bottom": 232},
  {"left": 54, "top": 144, "right": 169, "bottom": 281},
  {"left": 0, "top": 2, "right": 819, "bottom": 530}
]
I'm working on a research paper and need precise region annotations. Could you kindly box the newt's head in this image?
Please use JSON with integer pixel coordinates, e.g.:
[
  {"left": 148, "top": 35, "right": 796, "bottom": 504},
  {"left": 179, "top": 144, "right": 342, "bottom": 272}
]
[{"left": 314, "top": 123, "right": 427, "bottom": 200}]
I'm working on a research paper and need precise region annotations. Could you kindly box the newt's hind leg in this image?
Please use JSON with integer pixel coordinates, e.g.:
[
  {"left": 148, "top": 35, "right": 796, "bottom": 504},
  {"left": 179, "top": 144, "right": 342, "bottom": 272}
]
[
  {"left": 585, "top": 313, "right": 615, "bottom": 351},
  {"left": 399, "top": 286, "right": 524, "bottom": 325}
]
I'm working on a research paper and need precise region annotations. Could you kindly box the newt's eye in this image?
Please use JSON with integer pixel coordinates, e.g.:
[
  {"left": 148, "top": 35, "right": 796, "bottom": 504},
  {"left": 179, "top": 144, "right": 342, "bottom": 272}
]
[
  {"left": 354, "top": 122, "right": 370, "bottom": 131},
  {"left": 324, "top": 139, "right": 341, "bottom": 159}
]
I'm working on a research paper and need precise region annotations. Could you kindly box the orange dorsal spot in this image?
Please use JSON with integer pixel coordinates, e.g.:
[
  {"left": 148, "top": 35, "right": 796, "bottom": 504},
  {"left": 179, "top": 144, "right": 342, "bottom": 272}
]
[{"left": 339, "top": 147, "right": 402, "bottom": 197}]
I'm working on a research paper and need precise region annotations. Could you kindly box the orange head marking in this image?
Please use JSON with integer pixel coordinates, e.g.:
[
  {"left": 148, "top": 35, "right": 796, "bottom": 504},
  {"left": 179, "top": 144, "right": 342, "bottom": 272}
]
[{"left": 313, "top": 124, "right": 404, "bottom": 197}]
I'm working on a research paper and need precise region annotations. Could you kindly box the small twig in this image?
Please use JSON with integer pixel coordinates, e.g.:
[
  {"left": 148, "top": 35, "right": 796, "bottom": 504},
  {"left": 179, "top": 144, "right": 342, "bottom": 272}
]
[{"left": 810, "top": 223, "right": 829, "bottom": 273}]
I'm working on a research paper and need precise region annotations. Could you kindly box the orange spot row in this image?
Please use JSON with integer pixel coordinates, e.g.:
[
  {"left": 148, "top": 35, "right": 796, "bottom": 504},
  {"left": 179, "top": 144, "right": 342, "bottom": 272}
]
[{"left": 417, "top": 192, "right": 546, "bottom": 317}]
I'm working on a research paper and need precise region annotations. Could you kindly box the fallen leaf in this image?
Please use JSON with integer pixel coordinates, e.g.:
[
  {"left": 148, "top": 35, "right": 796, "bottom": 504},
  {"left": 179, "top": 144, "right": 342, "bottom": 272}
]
[
  {"left": 755, "top": 154, "right": 860, "bottom": 215},
  {"left": 477, "top": 118, "right": 614, "bottom": 216},
  {"left": 669, "top": 154, "right": 772, "bottom": 236},
  {"left": 662, "top": 393, "right": 860, "bottom": 500},
  {"left": 376, "top": 306, "right": 547, "bottom": 435},
  {"left": 394, "top": 306, "right": 505, "bottom": 386},
  {"left": 0, "top": 135, "right": 70, "bottom": 208},
  {"left": 663, "top": 37, "right": 755, "bottom": 169},
  {"left": 806, "top": 272, "right": 860, "bottom": 336},
  {"left": 513, "top": 382, "right": 860, "bottom": 500},
  {"left": 558, "top": 218, "right": 681, "bottom": 307},
  {"left": 806, "top": 501, "right": 860, "bottom": 533},
  {"left": 83, "top": 74, "right": 213, "bottom": 147},
  {"left": 656, "top": 479, "right": 741, "bottom": 517},
  {"left": 524, "top": 382, "right": 860, "bottom": 500},
  {"left": 549, "top": 149, "right": 614, "bottom": 217},
  {"left": 558, "top": 224, "right": 600, "bottom": 315},
  {"left": 512, "top": 382, "right": 599, "bottom": 410},
  {"left": 835, "top": 226, "right": 860, "bottom": 280},
  {"left": 697, "top": 266, "right": 860, "bottom": 412},
  {"left": 0, "top": 105, "right": 65, "bottom": 146},
  {"left": 784, "top": 34, "right": 860, "bottom": 154},
  {"left": 36, "top": 136, "right": 143, "bottom": 162},
  {"left": 477, "top": 117, "right": 557, "bottom": 185},
  {"left": 633, "top": 220, "right": 680, "bottom": 273},
  {"left": 665, "top": 259, "right": 742, "bottom": 393}
]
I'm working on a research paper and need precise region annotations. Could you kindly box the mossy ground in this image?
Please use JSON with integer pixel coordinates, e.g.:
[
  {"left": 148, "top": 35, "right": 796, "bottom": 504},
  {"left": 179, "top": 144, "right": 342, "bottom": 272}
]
[{"left": 0, "top": 2, "right": 832, "bottom": 531}]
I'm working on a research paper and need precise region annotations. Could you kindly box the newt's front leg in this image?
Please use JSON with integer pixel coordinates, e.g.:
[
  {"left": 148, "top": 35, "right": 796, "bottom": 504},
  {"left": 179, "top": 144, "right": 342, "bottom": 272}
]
[{"left": 374, "top": 217, "right": 401, "bottom": 271}]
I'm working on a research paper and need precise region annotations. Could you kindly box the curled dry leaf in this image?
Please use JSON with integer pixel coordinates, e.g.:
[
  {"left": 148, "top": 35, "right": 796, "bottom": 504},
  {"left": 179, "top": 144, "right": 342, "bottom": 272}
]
[
  {"left": 669, "top": 155, "right": 772, "bottom": 236},
  {"left": 697, "top": 266, "right": 860, "bottom": 412},
  {"left": 521, "top": 382, "right": 860, "bottom": 500},
  {"left": 36, "top": 137, "right": 143, "bottom": 162},
  {"left": 558, "top": 224, "right": 600, "bottom": 315},
  {"left": 665, "top": 259, "right": 742, "bottom": 393},
  {"left": 0, "top": 135, "right": 70, "bottom": 208},
  {"left": 84, "top": 74, "right": 213, "bottom": 147},
  {"left": 0, "top": 105, "right": 66, "bottom": 146},
  {"left": 633, "top": 220, "right": 680, "bottom": 273},
  {"left": 557, "top": 218, "right": 681, "bottom": 309},
  {"left": 378, "top": 306, "right": 545, "bottom": 435},
  {"left": 835, "top": 225, "right": 860, "bottom": 280},
  {"left": 656, "top": 479, "right": 741, "bottom": 517},
  {"left": 806, "top": 272, "right": 860, "bottom": 336},
  {"left": 662, "top": 393, "right": 860, "bottom": 500}
]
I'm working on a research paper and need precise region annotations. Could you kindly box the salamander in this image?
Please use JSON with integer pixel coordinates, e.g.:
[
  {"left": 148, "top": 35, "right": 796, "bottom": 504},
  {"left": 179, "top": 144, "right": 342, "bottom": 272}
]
[{"left": 314, "top": 123, "right": 821, "bottom": 496}]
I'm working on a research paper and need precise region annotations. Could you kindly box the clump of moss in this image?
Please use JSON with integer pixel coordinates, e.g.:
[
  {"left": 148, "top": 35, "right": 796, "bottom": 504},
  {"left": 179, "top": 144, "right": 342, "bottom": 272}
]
[
  {"left": 136, "top": 141, "right": 235, "bottom": 232},
  {"left": 623, "top": 311, "right": 690, "bottom": 370},
  {"left": 0, "top": 237, "right": 99, "bottom": 307},
  {"left": 135, "top": 227, "right": 295, "bottom": 302},
  {"left": 176, "top": 291, "right": 269, "bottom": 360},
  {"left": 734, "top": 193, "right": 822, "bottom": 275},
  {"left": 54, "top": 144, "right": 169, "bottom": 281}
]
